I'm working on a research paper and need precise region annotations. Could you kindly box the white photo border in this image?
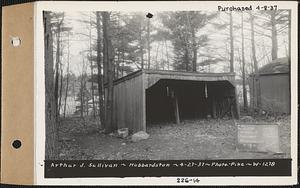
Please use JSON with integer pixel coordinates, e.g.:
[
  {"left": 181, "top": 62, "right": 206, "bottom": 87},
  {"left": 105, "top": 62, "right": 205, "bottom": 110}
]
[{"left": 34, "top": 1, "right": 298, "bottom": 185}]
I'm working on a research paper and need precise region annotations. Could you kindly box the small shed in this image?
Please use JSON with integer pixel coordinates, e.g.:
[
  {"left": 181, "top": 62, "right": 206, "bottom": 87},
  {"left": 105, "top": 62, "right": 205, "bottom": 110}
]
[
  {"left": 249, "top": 57, "right": 290, "bottom": 113},
  {"left": 107, "top": 69, "right": 239, "bottom": 133}
]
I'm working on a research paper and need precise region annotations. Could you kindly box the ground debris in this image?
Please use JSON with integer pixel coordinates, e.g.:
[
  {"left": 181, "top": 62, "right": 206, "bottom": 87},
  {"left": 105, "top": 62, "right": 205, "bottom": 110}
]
[
  {"left": 57, "top": 115, "right": 290, "bottom": 160},
  {"left": 117, "top": 128, "right": 129, "bottom": 138},
  {"left": 240, "top": 116, "right": 254, "bottom": 121}
]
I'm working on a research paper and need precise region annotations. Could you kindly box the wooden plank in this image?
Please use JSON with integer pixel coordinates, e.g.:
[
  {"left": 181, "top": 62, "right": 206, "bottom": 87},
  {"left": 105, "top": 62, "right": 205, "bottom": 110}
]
[
  {"left": 212, "top": 97, "right": 217, "bottom": 118},
  {"left": 141, "top": 73, "right": 146, "bottom": 131},
  {"left": 124, "top": 79, "right": 130, "bottom": 130},
  {"left": 170, "top": 89, "right": 180, "bottom": 124},
  {"left": 120, "top": 83, "right": 125, "bottom": 128},
  {"left": 134, "top": 74, "right": 144, "bottom": 132},
  {"left": 174, "top": 95, "right": 180, "bottom": 124},
  {"left": 128, "top": 78, "right": 133, "bottom": 131}
]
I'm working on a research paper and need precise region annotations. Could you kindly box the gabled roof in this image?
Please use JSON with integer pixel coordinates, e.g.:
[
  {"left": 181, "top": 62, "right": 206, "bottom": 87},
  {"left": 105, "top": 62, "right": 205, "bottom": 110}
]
[
  {"left": 110, "top": 69, "right": 236, "bottom": 87},
  {"left": 258, "top": 57, "right": 290, "bottom": 74}
]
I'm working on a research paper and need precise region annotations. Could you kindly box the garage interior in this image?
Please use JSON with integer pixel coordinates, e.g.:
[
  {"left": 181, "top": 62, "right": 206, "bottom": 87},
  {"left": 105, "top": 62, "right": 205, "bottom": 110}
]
[{"left": 146, "top": 79, "right": 238, "bottom": 124}]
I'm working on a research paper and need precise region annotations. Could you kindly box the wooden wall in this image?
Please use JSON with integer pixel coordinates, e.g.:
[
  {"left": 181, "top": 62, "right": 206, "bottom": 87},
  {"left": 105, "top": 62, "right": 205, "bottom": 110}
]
[
  {"left": 111, "top": 73, "right": 145, "bottom": 133},
  {"left": 260, "top": 74, "right": 290, "bottom": 113},
  {"left": 249, "top": 73, "right": 290, "bottom": 113},
  {"left": 109, "top": 70, "right": 237, "bottom": 133}
]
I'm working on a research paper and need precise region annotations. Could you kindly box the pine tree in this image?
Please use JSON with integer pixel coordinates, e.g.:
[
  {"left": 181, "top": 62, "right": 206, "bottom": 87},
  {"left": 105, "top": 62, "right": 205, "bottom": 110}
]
[{"left": 160, "top": 11, "right": 215, "bottom": 72}]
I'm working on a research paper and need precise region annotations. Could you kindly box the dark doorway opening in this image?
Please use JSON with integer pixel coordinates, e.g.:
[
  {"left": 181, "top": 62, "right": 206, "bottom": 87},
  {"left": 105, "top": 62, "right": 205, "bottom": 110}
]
[{"left": 146, "top": 79, "right": 237, "bottom": 124}]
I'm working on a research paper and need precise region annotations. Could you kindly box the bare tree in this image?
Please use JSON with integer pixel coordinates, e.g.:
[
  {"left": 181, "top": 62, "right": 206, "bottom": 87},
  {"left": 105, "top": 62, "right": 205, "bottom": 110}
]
[
  {"left": 88, "top": 13, "right": 96, "bottom": 118},
  {"left": 102, "top": 12, "right": 115, "bottom": 133},
  {"left": 53, "top": 14, "right": 64, "bottom": 119},
  {"left": 63, "top": 30, "right": 71, "bottom": 118},
  {"left": 249, "top": 12, "right": 261, "bottom": 109},
  {"left": 229, "top": 12, "right": 234, "bottom": 72},
  {"left": 146, "top": 15, "right": 151, "bottom": 69},
  {"left": 249, "top": 12, "right": 258, "bottom": 73},
  {"left": 139, "top": 16, "right": 144, "bottom": 69},
  {"left": 58, "top": 66, "right": 64, "bottom": 116},
  {"left": 44, "top": 11, "right": 58, "bottom": 159},
  {"left": 241, "top": 13, "right": 248, "bottom": 111},
  {"left": 270, "top": 11, "right": 278, "bottom": 60},
  {"left": 96, "top": 12, "right": 105, "bottom": 129}
]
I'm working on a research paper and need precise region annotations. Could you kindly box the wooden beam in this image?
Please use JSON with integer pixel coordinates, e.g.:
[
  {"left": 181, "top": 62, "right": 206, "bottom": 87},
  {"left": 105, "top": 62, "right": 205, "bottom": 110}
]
[
  {"left": 172, "top": 90, "right": 180, "bottom": 124},
  {"left": 212, "top": 97, "right": 217, "bottom": 119}
]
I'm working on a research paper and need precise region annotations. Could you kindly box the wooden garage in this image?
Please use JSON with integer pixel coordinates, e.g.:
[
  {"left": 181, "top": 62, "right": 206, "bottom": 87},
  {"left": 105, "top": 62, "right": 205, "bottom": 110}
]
[
  {"left": 107, "top": 70, "right": 239, "bottom": 133},
  {"left": 249, "top": 57, "right": 290, "bottom": 113}
]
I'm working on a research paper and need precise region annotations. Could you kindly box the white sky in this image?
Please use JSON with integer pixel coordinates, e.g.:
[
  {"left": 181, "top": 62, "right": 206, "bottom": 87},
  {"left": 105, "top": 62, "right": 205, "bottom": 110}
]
[{"left": 54, "top": 11, "right": 289, "bottom": 77}]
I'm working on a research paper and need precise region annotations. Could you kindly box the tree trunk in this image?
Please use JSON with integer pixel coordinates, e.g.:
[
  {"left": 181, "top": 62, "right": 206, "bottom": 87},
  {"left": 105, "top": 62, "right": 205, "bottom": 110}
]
[
  {"left": 271, "top": 11, "right": 278, "bottom": 60},
  {"left": 44, "top": 12, "right": 58, "bottom": 160},
  {"left": 85, "top": 79, "right": 89, "bottom": 117},
  {"left": 191, "top": 27, "right": 197, "bottom": 72},
  {"left": 63, "top": 32, "right": 70, "bottom": 118},
  {"left": 250, "top": 12, "right": 258, "bottom": 73},
  {"left": 120, "top": 50, "right": 124, "bottom": 76},
  {"left": 184, "top": 46, "right": 189, "bottom": 72},
  {"left": 63, "top": 72, "right": 69, "bottom": 118},
  {"left": 229, "top": 12, "right": 234, "bottom": 72},
  {"left": 250, "top": 12, "right": 261, "bottom": 109},
  {"left": 165, "top": 40, "right": 169, "bottom": 70},
  {"left": 139, "top": 21, "right": 144, "bottom": 69},
  {"left": 54, "top": 26, "right": 61, "bottom": 119},
  {"left": 79, "top": 56, "right": 86, "bottom": 119},
  {"left": 155, "top": 43, "right": 160, "bottom": 69},
  {"left": 80, "top": 75, "right": 84, "bottom": 119},
  {"left": 147, "top": 18, "right": 151, "bottom": 69},
  {"left": 89, "top": 14, "right": 96, "bottom": 119},
  {"left": 116, "top": 51, "right": 120, "bottom": 79},
  {"left": 96, "top": 12, "right": 105, "bottom": 128},
  {"left": 63, "top": 70, "right": 69, "bottom": 118},
  {"left": 102, "top": 12, "right": 115, "bottom": 133},
  {"left": 288, "top": 10, "right": 291, "bottom": 58},
  {"left": 58, "top": 67, "right": 63, "bottom": 117},
  {"left": 241, "top": 13, "right": 248, "bottom": 111}
]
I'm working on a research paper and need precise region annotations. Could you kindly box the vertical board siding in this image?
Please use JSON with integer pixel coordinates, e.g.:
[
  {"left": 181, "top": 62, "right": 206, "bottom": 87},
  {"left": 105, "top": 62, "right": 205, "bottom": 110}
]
[
  {"left": 249, "top": 74, "right": 290, "bottom": 113},
  {"left": 260, "top": 74, "right": 290, "bottom": 113},
  {"left": 112, "top": 74, "right": 145, "bottom": 133},
  {"left": 109, "top": 70, "right": 237, "bottom": 133}
]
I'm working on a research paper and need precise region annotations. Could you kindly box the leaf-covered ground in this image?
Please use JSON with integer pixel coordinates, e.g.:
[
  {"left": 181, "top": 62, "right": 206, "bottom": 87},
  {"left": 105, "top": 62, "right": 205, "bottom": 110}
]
[{"left": 57, "top": 115, "right": 291, "bottom": 160}]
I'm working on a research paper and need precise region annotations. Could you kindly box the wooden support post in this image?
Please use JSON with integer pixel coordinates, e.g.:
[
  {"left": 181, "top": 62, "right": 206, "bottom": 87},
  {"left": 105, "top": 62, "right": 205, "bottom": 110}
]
[
  {"left": 171, "top": 89, "right": 180, "bottom": 124},
  {"left": 212, "top": 97, "right": 217, "bottom": 119},
  {"left": 174, "top": 95, "right": 180, "bottom": 124}
]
